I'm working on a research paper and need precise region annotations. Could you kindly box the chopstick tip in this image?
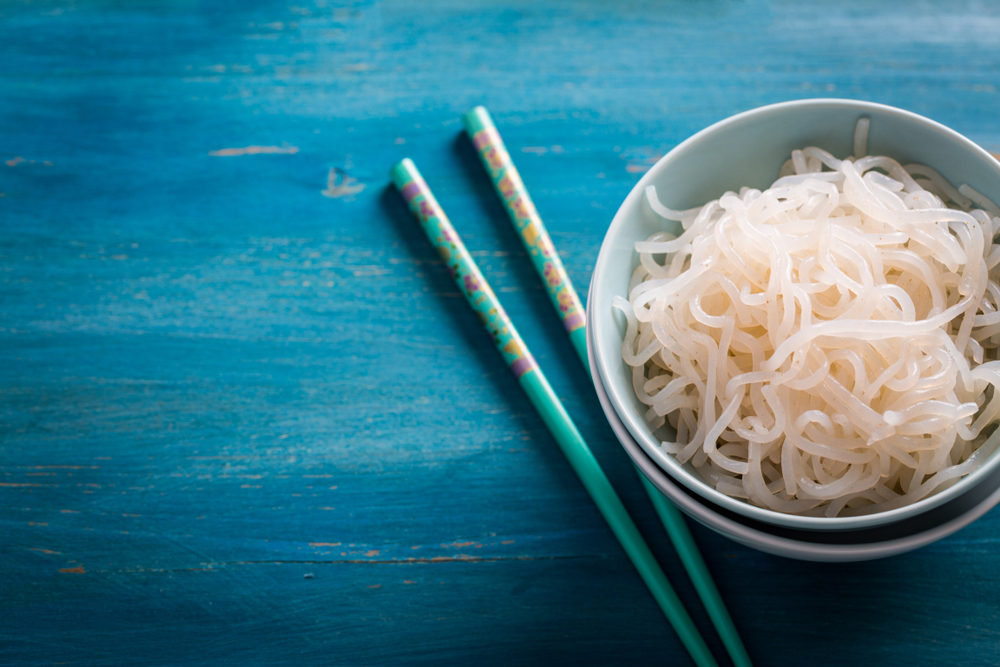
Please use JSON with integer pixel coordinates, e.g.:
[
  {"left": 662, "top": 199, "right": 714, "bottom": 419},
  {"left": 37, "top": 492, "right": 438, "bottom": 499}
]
[{"left": 389, "top": 158, "right": 418, "bottom": 188}]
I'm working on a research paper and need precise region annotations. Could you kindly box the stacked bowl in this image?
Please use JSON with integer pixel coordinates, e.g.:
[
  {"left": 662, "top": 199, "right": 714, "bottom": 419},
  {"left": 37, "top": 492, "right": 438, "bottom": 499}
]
[{"left": 587, "top": 99, "right": 1000, "bottom": 561}]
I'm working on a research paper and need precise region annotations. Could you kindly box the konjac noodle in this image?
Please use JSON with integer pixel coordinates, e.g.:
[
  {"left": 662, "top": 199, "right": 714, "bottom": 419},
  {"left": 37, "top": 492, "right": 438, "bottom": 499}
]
[{"left": 617, "top": 119, "right": 1000, "bottom": 517}]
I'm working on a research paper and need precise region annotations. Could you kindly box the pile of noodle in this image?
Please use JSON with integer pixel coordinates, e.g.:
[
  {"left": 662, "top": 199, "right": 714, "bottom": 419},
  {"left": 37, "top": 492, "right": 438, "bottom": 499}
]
[{"left": 617, "top": 119, "right": 1000, "bottom": 516}]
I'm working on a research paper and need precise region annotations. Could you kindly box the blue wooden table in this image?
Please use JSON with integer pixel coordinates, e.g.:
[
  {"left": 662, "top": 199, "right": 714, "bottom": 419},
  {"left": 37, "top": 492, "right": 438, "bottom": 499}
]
[{"left": 3, "top": 1, "right": 1000, "bottom": 664}]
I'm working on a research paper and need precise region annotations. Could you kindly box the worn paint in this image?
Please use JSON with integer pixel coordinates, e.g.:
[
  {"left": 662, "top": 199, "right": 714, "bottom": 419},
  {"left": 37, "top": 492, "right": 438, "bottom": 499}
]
[
  {"left": 209, "top": 146, "right": 299, "bottom": 157},
  {"left": 321, "top": 167, "right": 366, "bottom": 198}
]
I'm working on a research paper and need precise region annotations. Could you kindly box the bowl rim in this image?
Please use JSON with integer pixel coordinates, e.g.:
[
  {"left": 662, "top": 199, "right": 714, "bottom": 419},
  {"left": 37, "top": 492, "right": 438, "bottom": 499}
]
[{"left": 590, "top": 97, "right": 1000, "bottom": 531}]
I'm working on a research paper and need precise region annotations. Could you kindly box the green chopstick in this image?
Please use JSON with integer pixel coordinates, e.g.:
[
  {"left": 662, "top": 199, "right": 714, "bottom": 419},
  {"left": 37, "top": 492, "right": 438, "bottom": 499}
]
[
  {"left": 462, "top": 106, "right": 753, "bottom": 667},
  {"left": 461, "top": 109, "right": 589, "bottom": 365},
  {"left": 391, "top": 158, "right": 718, "bottom": 667}
]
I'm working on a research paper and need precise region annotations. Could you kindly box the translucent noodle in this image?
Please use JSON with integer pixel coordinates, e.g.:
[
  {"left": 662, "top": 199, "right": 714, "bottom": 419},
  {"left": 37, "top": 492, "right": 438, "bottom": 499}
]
[{"left": 620, "top": 118, "right": 1000, "bottom": 516}]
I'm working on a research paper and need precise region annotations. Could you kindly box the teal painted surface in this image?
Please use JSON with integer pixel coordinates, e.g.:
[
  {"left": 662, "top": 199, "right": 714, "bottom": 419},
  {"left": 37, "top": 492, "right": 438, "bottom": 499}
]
[{"left": 2, "top": 1, "right": 1000, "bottom": 665}]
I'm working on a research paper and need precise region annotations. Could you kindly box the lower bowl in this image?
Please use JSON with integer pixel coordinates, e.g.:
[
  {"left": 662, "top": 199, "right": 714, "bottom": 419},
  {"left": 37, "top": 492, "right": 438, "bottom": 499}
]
[{"left": 587, "top": 283, "right": 1000, "bottom": 562}]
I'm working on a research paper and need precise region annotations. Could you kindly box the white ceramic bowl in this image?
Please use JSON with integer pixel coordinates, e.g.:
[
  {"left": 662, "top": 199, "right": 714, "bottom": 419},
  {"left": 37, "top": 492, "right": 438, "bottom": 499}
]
[{"left": 589, "top": 98, "right": 1000, "bottom": 532}]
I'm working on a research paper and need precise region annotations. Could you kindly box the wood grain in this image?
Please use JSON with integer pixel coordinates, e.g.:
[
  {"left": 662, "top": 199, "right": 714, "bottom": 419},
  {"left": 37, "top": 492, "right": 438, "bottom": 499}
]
[{"left": 3, "top": 0, "right": 1000, "bottom": 664}]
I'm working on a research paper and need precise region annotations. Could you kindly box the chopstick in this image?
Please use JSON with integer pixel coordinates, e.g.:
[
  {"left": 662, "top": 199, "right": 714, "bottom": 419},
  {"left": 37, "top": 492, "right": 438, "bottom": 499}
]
[
  {"left": 461, "top": 106, "right": 753, "bottom": 667},
  {"left": 391, "top": 158, "right": 718, "bottom": 667}
]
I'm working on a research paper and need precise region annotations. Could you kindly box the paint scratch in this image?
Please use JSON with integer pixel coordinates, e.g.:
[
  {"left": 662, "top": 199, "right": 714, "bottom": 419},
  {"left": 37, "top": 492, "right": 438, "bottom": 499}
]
[
  {"left": 624, "top": 149, "right": 663, "bottom": 174},
  {"left": 59, "top": 566, "right": 85, "bottom": 574},
  {"left": 521, "top": 145, "right": 565, "bottom": 155},
  {"left": 33, "top": 466, "right": 99, "bottom": 469},
  {"left": 209, "top": 145, "right": 299, "bottom": 157},
  {"left": 322, "top": 167, "right": 365, "bottom": 198},
  {"left": 626, "top": 158, "right": 664, "bottom": 173},
  {"left": 55, "top": 555, "right": 594, "bottom": 574}
]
